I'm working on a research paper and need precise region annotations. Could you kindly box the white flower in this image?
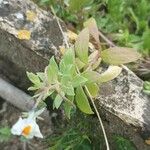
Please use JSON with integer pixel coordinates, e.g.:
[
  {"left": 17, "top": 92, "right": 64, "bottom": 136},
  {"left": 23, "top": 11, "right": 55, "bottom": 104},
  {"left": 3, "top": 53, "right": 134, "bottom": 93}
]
[{"left": 11, "top": 108, "right": 45, "bottom": 139}]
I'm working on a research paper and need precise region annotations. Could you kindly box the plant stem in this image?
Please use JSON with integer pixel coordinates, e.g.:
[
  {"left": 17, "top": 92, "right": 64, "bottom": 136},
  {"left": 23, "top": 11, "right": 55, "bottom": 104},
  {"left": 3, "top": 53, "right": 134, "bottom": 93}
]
[
  {"left": 84, "top": 86, "right": 110, "bottom": 150},
  {"left": 58, "top": 92, "right": 76, "bottom": 108},
  {"left": 51, "top": 6, "right": 69, "bottom": 49},
  {"left": 98, "top": 31, "right": 115, "bottom": 47}
]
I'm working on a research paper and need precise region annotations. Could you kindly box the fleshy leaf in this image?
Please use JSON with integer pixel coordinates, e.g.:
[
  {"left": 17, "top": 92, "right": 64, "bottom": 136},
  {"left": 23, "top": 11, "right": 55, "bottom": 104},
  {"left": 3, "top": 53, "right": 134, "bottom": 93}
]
[
  {"left": 86, "top": 83, "right": 99, "bottom": 98},
  {"left": 97, "top": 66, "right": 122, "bottom": 83},
  {"left": 46, "top": 56, "right": 59, "bottom": 84},
  {"left": 84, "top": 18, "right": 101, "bottom": 49},
  {"left": 75, "top": 58, "right": 85, "bottom": 70},
  {"left": 28, "top": 86, "right": 40, "bottom": 91},
  {"left": 101, "top": 47, "right": 141, "bottom": 65},
  {"left": 75, "top": 86, "right": 94, "bottom": 114},
  {"left": 26, "top": 72, "right": 41, "bottom": 86},
  {"left": 82, "top": 71, "right": 100, "bottom": 83},
  {"left": 63, "top": 48, "right": 75, "bottom": 65},
  {"left": 54, "top": 94, "right": 63, "bottom": 109},
  {"left": 61, "top": 75, "right": 75, "bottom": 96},
  {"left": 63, "top": 96, "right": 74, "bottom": 119},
  {"left": 75, "top": 28, "right": 89, "bottom": 64},
  {"left": 62, "top": 84, "right": 75, "bottom": 96},
  {"left": 37, "top": 72, "right": 45, "bottom": 81},
  {"left": 72, "top": 74, "right": 87, "bottom": 87}
]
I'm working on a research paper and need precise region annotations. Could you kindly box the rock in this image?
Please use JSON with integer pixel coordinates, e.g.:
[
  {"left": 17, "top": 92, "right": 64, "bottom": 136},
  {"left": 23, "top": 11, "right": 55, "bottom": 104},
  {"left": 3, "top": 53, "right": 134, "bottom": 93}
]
[
  {"left": 0, "top": 0, "right": 65, "bottom": 89},
  {"left": 97, "top": 66, "right": 150, "bottom": 149},
  {"left": 0, "top": 0, "right": 150, "bottom": 149}
]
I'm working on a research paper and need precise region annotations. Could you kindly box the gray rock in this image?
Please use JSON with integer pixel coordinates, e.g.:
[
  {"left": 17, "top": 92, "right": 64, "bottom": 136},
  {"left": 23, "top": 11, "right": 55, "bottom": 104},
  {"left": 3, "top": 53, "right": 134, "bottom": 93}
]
[{"left": 0, "top": 0, "right": 65, "bottom": 88}]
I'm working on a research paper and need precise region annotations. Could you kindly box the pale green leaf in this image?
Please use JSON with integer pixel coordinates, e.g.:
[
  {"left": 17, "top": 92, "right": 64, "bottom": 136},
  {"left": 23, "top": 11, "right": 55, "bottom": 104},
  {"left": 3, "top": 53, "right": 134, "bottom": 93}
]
[
  {"left": 86, "top": 83, "right": 99, "bottom": 98},
  {"left": 72, "top": 74, "right": 87, "bottom": 87},
  {"left": 98, "top": 66, "right": 122, "bottom": 83},
  {"left": 61, "top": 75, "right": 75, "bottom": 96},
  {"left": 37, "top": 72, "right": 45, "bottom": 81},
  {"left": 75, "top": 86, "right": 94, "bottom": 114},
  {"left": 63, "top": 48, "right": 75, "bottom": 65},
  {"left": 82, "top": 71, "right": 100, "bottom": 83},
  {"left": 75, "top": 58, "right": 85, "bottom": 70},
  {"left": 26, "top": 72, "right": 41, "bottom": 86},
  {"left": 62, "top": 85, "right": 75, "bottom": 96},
  {"left": 46, "top": 56, "right": 59, "bottom": 83},
  {"left": 75, "top": 28, "right": 89, "bottom": 64},
  {"left": 101, "top": 47, "right": 141, "bottom": 65},
  {"left": 28, "top": 86, "right": 40, "bottom": 91},
  {"left": 60, "top": 62, "right": 75, "bottom": 77},
  {"left": 54, "top": 94, "right": 63, "bottom": 109},
  {"left": 63, "top": 96, "right": 74, "bottom": 119}
]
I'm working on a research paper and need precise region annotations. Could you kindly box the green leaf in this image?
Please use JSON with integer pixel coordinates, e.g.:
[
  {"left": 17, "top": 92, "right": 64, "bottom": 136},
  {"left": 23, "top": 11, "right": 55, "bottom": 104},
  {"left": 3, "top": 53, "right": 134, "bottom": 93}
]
[
  {"left": 28, "top": 86, "right": 40, "bottom": 91},
  {"left": 46, "top": 56, "right": 59, "bottom": 83},
  {"left": 143, "top": 29, "right": 150, "bottom": 50},
  {"left": 61, "top": 75, "right": 75, "bottom": 96},
  {"left": 62, "top": 84, "right": 75, "bottom": 96},
  {"left": 101, "top": 47, "right": 141, "bottom": 65},
  {"left": 97, "top": 66, "right": 122, "bottom": 83},
  {"left": 0, "top": 127, "right": 11, "bottom": 142},
  {"left": 84, "top": 18, "right": 101, "bottom": 49},
  {"left": 75, "top": 86, "right": 94, "bottom": 114},
  {"left": 53, "top": 94, "right": 63, "bottom": 109},
  {"left": 69, "top": 0, "right": 92, "bottom": 12},
  {"left": 86, "top": 83, "right": 99, "bottom": 98},
  {"left": 59, "top": 49, "right": 75, "bottom": 77},
  {"left": 26, "top": 72, "right": 41, "bottom": 86},
  {"left": 75, "top": 58, "right": 86, "bottom": 70},
  {"left": 60, "top": 62, "right": 75, "bottom": 77},
  {"left": 82, "top": 71, "right": 100, "bottom": 83},
  {"left": 63, "top": 48, "right": 75, "bottom": 65},
  {"left": 64, "top": 96, "right": 74, "bottom": 119},
  {"left": 75, "top": 28, "right": 89, "bottom": 64},
  {"left": 72, "top": 74, "right": 87, "bottom": 87},
  {"left": 114, "top": 135, "right": 136, "bottom": 150},
  {"left": 37, "top": 72, "right": 45, "bottom": 81}
]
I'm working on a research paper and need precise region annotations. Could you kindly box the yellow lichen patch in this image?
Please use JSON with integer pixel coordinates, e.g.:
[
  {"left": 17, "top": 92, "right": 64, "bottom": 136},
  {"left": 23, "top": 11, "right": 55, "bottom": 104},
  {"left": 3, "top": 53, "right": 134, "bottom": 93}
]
[
  {"left": 145, "top": 139, "right": 150, "bottom": 145},
  {"left": 59, "top": 46, "right": 65, "bottom": 55},
  {"left": 18, "top": 30, "right": 31, "bottom": 40},
  {"left": 22, "top": 125, "right": 32, "bottom": 136},
  {"left": 67, "top": 30, "right": 94, "bottom": 49},
  {"left": 26, "top": 11, "right": 37, "bottom": 22},
  {"left": 67, "top": 30, "right": 77, "bottom": 43}
]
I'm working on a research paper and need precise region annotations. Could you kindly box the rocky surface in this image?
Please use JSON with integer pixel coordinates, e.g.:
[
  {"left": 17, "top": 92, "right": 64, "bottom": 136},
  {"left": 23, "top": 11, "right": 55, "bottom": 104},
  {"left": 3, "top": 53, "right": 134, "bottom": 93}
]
[
  {"left": 0, "top": 0, "right": 65, "bottom": 89},
  {"left": 0, "top": 0, "right": 150, "bottom": 149}
]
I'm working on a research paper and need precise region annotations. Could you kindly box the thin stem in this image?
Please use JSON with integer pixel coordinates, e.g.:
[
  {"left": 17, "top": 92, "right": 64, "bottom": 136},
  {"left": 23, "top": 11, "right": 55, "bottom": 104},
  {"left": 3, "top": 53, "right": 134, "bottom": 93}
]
[
  {"left": 85, "top": 86, "right": 110, "bottom": 150},
  {"left": 51, "top": 6, "right": 69, "bottom": 49},
  {"left": 33, "top": 94, "right": 43, "bottom": 110},
  {"left": 58, "top": 92, "right": 76, "bottom": 108},
  {"left": 98, "top": 31, "right": 115, "bottom": 47}
]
